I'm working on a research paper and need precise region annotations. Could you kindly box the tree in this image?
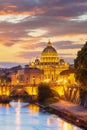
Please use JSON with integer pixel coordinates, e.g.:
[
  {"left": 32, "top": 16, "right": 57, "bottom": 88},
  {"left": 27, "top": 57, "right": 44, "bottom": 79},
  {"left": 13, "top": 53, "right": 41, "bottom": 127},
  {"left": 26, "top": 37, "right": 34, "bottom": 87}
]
[
  {"left": 38, "top": 83, "right": 59, "bottom": 103},
  {"left": 0, "top": 75, "right": 11, "bottom": 85},
  {"left": 74, "top": 42, "right": 87, "bottom": 107},
  {"left": 74, "top": 41, "right": 87, "bottom": 90}
]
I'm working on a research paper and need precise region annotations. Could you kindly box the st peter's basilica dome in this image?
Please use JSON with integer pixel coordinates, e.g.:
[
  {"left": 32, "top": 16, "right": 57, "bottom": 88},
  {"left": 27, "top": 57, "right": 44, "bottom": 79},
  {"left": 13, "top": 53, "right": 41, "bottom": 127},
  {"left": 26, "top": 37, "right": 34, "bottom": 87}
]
[{"left": 40, "top": 41, "right": 59, "bottom": 64}]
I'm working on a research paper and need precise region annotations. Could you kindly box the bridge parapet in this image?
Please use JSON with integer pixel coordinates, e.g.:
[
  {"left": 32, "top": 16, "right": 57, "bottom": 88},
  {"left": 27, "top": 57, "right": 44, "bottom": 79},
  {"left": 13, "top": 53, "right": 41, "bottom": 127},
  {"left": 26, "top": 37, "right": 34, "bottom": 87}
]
[{"left": 0, "top": 84, "right": 38, "bottom": 96}]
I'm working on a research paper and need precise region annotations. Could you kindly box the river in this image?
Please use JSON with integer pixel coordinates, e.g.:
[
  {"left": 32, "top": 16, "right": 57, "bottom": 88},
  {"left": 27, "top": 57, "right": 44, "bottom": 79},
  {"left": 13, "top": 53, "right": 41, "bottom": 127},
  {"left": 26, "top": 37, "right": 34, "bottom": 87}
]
[{"left": 0, "top": 100, "right": 82, "bottom": 130}]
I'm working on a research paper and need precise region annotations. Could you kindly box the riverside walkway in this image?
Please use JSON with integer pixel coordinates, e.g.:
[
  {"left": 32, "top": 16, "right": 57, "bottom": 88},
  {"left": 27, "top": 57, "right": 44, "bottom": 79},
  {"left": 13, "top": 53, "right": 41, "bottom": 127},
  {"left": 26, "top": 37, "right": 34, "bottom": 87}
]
[{"left": 48, "top": 100, "right": 87, "bottom": 128}]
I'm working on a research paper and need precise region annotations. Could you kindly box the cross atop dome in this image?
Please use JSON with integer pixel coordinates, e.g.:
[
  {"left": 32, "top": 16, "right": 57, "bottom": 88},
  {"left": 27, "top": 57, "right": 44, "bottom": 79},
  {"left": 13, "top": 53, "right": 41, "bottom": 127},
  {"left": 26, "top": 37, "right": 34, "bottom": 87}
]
[{"left": 47, "top": 40, "right": 52, "bottom": 46}]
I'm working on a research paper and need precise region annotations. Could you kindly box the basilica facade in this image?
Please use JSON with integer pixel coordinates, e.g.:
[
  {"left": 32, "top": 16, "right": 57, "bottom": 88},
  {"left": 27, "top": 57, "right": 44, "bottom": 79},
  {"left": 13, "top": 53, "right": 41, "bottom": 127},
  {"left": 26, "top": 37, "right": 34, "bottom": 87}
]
[
  {"left": 11, "top": 41, "right": 69, "bottom": 86},
  {"left": 29, "top": 41, "right": 69, "bottom": 83}
]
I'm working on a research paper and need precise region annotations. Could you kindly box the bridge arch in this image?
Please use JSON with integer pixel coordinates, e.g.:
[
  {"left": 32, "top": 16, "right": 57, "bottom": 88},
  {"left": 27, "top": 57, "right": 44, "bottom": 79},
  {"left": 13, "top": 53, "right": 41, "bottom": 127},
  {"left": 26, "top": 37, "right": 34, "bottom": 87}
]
[{"left": 10, "top": 85, "right": 30, "bottom": 97}]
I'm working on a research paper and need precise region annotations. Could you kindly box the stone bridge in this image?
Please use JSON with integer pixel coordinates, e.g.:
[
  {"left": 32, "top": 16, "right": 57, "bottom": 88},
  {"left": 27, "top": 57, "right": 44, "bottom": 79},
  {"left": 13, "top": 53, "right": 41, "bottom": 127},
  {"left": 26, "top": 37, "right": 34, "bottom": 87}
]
[
  {"left": 51, "top": 84, "right": 80, "bottom": 104},
  {"left": 63, "top": 85, "right": 80, "bottom": 104},
  {"left": 0, "top": 85, "right": 38, "bottom": 102},
  {"left": 0, "top": 84, "right": 80, "bottom": 103}
]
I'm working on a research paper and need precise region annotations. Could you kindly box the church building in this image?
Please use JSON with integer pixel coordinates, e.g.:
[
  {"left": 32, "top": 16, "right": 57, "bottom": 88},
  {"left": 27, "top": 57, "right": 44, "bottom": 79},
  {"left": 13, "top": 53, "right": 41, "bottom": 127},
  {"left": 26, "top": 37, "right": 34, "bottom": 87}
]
[
  {"left": 29, "top": 41, "right": 69, "bottom": 83},
  {"left": 11, "top": 41, "right": 69, "bottom": 85}
]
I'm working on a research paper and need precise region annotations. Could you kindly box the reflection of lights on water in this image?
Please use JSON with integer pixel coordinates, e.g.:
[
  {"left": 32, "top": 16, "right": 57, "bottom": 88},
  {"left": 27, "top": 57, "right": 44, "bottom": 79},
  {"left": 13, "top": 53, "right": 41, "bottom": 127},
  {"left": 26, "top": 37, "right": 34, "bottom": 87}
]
[
  {"left": 73, "top": 127, "right": 77, "bottom": 130},
  {"left": 63, "top": 122, "right": 72, "bottom": 130},
  {"left": 10, "top": 99, "right": 29, "bottom": 108},
  {"left": 28, "top": 104, "right": 39, "bottom": 114},
  {"left": 27, "top": 104, "right": 40, "bottom": 125},
  {"left": 57, "top": 118, "right": 78, "bottom": 130},
  {"left": 0, "top": 101, "right": 81, "bottom": 130},
  {"left": 0, "top": 103, "right": 10, "bottom": 114},
  {"left": 47, "top": 115, "right": 79, "bottom": 130},
  {"left": 0, "top": 103, "right": 10, "bottom": 108},
  {"left": 16, "top": 99, "right": 21, "bottom": 108},
  {"left": 47, "top": 114, "right": 58, "bottom": 126},
  {"left": 15, "top": 99, "right": 21, "bottom": 130},
  {"left": 5, "top": 104, "right": 10, "bottom": 114}
]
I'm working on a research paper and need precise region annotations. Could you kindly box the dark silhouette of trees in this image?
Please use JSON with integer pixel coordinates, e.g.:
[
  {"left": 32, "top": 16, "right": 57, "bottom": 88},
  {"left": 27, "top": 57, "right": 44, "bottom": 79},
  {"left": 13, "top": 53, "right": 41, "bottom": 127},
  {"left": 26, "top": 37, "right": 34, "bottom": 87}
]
[
  {"left": 0, "top": 75, "right": 11, "bottom": 85},
  {"left": 38, "top": 83, "right": 59, "bottom": 103},
  {"left": 74, "top": 42, "right": 87, "bottom": 107},
  {"left": 74, "top": 42, "right": 87, "bottom": 89}
]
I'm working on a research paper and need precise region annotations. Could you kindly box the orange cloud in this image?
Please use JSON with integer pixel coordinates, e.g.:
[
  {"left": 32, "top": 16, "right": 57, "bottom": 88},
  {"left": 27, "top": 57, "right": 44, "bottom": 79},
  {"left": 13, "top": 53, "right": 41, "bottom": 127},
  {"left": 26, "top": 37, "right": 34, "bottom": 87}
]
[{"left": 0, "top": 7, "right": 45, "bottom": 15}]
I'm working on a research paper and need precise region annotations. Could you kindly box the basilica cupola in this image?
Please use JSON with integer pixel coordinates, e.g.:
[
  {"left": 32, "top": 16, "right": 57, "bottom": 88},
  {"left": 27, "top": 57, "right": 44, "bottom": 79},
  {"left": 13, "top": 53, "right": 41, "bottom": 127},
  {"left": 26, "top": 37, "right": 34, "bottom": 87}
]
[{"left": 40, "top": 41, "right": 59, "bottom": 64}]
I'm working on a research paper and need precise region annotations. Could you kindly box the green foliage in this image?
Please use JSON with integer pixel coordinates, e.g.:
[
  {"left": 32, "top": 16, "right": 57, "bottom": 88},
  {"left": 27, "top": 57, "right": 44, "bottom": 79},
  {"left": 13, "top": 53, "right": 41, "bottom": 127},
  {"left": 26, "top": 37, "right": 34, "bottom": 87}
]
[
  {"left": 44, "top": 98, "right": 58, "bottom": 105},
  {"left": 74, "top": 42, "right": 87, "bottom": 90},
  {"left": 38, "top": 83, "right": 59, "bottom": 103},
  {"left": 80, "top": 88, "right": 87, "bottom": 99},
  {"left": 75, "top": 68, "right": 87, "bottom": 88},
  {"left": 74, "top": 42, "right": 87, "bottom": 69}
]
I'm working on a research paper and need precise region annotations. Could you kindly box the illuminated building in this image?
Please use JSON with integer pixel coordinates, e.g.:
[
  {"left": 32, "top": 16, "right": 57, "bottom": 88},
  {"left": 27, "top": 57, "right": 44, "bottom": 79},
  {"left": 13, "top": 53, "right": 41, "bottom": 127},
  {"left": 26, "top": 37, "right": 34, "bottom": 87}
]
[
  {"left": 11, "top": 68, "right": 44, "bottom": 85},
  {"left": 60, "top": 68, "right": 77, "bottom": 85},
  {"left": 11, "top": 41, "right": 69, "bottom": 85},
  {"left": 29, "top": 41, "right": 69, "bottom": 82},
  {"left": 10, "top": 41, "right": 79, "bottom": 99}
]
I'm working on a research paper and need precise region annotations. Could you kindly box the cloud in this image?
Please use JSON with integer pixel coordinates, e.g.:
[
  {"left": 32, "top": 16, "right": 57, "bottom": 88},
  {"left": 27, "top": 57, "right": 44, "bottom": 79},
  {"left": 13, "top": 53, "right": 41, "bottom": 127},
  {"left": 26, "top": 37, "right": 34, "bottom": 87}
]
[
  {"left": 71, "top": 13, "right": 87, "bottom": 22},
  {"left": 28, "top": 29, "right": 48, "bottom": 37},
  {"left": 0, "top": 0, "right": 45, "bottom": 16},
  {"left": 16, "top": 41, "right": 81, "bottom": 61},
  {"left": 4, "top": 42, "right": 14, "bottom": 47},
  {"left": 17, "top": 51, "right": 41, "bottom": 60},
  {"left": 54, "top": 41, "right": 83, "bottom": 49},
  {"left": 0, "top": 0, "right": 87, "bottom": 66},
  {"left": 0, "top": 15, "right": 29, "bottom": 23},
  {"left": 21, "top": 41, "right": 46, "bottom": 51}
]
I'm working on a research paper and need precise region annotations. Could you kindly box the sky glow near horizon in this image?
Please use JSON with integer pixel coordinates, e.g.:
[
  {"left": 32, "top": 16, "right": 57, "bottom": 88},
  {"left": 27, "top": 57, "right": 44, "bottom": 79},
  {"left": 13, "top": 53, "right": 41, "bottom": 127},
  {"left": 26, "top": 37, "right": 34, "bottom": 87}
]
[{"left": 0, "top": 0, "right": 87, "bottom": 68}]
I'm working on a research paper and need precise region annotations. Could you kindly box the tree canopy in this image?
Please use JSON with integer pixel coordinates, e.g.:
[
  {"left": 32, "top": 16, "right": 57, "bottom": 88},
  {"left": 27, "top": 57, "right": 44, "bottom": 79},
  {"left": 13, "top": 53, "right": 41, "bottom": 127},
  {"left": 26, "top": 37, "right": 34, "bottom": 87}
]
[
  {"left": 38, "top": 83, "right": 59, "bottom": 103},
  {"left": 74, "top": 42, "right": 87, "bottom": 89},
  {"left": 0, "top": 75, "right": 11, "bottom": 84}
]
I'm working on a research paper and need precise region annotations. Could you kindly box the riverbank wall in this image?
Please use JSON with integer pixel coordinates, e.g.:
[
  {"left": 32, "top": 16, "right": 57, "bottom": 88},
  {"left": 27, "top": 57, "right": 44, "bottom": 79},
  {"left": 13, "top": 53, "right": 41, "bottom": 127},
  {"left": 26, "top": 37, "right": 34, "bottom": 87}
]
[
  {"left": 37, "top": 100, "right": 87, "bottom": 129},
  {"left": 47, "top": 100, "right": 87, "bottom": 129},
  {"left": 46, "top": 106, "right": 87, "bottom": 129}
]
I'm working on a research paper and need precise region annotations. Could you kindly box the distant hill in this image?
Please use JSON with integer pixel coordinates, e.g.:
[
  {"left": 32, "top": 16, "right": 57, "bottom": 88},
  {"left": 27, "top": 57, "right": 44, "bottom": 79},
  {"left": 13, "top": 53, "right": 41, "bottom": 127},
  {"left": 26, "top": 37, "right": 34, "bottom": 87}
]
[{"left": 0, "top": 62, "right": 26, "bottom": 68}]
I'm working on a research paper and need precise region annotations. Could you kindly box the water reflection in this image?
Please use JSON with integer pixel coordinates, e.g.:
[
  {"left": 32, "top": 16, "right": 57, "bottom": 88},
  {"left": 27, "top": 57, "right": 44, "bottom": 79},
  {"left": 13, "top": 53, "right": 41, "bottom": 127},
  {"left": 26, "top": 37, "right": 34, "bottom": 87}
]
[
  {"left": 0, "top": 101, "right": 82, "bottom": 130},
  {"left": 47, "top": 114, "right": 58, "bottom": 125},
  {"left": 15, "top": 100, "right": 21, "bottom": 130},
  {"left": 28, "top": 104, "right": 39, "bottom": 114},
  {"left": 0, "top": 103, "right": 10, "bottom": 108},
  {"left": 10, "top": 99, "right": 29, "bottom": 108},
  {"left": 46, "top": 114, "right": 80, "bottom": 130}
]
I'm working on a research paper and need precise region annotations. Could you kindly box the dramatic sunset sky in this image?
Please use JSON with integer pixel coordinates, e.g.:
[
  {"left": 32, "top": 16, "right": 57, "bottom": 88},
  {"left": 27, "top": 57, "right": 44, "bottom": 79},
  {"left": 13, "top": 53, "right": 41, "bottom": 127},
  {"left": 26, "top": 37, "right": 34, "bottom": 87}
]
[{"left": 0, "top": 0, "right": 87, "bottom": 68}]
